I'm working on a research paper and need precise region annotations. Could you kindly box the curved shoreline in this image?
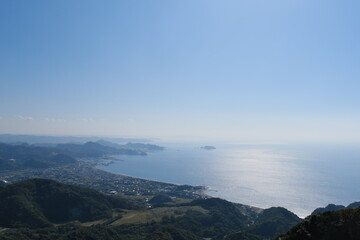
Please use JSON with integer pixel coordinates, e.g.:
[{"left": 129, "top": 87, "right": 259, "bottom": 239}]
[
  {"left": 94, "top": 163, "right": 210, "bottom": 199},
  {"left": 95, "top": 164, "right": 204, "bottom": 188}
]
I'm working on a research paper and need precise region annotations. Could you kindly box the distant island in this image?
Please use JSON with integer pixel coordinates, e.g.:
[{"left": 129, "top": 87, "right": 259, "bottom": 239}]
[{"left": 201, "top": 146, "right": 216, "bottom": 150}]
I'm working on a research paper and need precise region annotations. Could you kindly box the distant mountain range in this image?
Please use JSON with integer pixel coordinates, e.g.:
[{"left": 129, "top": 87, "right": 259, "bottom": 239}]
[
  {"left": 123, "top": 142, "right": 165, "bottom": 151},
  {"left": 311, "top": 201, "right": 360, "bottom": 215},
  {"left": 96, "top": 140, "right": 165, "bottom": 151},
  {"left": 55, "top": 141, "right": 147, "bottom": 158},
  {"left": 201, "top": 145, "right": 216, "bottom": 150},
  {"left": 0, "top": 134, "right": 151, "bottom": 145},
  {"left": 0, "top": 143, "right": 76, "bottom": 170},
  {"left": 0, "top": 140, "right": 164, "bottom": 170}
]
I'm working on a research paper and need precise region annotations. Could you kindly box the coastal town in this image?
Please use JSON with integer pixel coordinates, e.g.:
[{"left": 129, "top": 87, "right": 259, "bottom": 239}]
[{"left": 0, "top": 160, "right": 207, "bottom": 200}]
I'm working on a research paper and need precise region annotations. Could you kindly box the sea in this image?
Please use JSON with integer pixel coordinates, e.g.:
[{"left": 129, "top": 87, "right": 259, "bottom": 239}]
[{"left": 96, "top": 142, "right": 360, "bottom": 218}]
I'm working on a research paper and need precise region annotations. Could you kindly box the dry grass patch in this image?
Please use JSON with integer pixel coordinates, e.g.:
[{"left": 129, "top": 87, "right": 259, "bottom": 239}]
[{"left": 112, "top": 206, "right": 209, "bottom": 225}]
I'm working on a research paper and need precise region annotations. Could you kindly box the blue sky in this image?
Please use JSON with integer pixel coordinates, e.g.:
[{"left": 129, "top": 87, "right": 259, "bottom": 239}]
[{"left": 1, "top": 0, "right": 359, "bottom": 142}]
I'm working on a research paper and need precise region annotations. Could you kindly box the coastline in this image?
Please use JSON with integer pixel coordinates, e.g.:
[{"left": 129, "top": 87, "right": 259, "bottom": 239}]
[
  {"left": 95, "top": 165, "right": 265, "bottom": 215},
  {"left": 94, "top": 163, "right": 210, "bottom": 199},
  {"left": 0, "top": 160, "right": 275, "bottom": 217}
]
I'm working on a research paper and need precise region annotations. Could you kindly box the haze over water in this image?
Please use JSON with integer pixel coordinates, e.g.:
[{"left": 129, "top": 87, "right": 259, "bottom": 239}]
[
  {"left": 1, "top": 0, "right": 360, "bottom": 226},
  {"left": 98, "top": 142, "right": 360, "bottom": 218}
]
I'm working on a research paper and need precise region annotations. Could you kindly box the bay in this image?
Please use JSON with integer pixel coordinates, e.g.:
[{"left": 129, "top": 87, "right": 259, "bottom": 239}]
[{"left": 97, "top": 142, "right": 360, "bottom": 218}]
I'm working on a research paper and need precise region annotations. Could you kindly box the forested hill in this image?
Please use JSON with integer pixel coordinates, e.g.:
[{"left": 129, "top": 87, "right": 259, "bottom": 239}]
[
  {"left": 311, "top": 201, "right": 360, "bottom": 215},
  {"left": 0, "top": 143, "right": 76, "bottom": 170},
  {"left": 0, "top": 178, "right": 139, "bottom": 228},
  {"left": 276, "top": 206, "right": 360, "bottom": 240},
  {"left": 0, "top": 179, "right": 303, "bottom": 240},
  {"left": 224, "top": 207, "right": 301, "bottom": 240}
]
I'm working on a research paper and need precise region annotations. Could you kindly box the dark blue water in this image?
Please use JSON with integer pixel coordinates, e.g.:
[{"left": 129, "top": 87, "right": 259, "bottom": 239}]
[{"left": 97, "top": 142, "right": 360, "bottom": 217}]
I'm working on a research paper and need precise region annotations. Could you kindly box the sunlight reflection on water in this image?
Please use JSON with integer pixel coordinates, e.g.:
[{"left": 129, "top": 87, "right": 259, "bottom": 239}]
[{"left": 97, "top": 143, "right": 360, "bottom": 218}]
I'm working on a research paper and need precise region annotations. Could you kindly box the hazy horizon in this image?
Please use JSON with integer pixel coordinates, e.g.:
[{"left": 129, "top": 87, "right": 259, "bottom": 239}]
[{"left": 1, "top": 0, "right": 360, "bottom": 143}]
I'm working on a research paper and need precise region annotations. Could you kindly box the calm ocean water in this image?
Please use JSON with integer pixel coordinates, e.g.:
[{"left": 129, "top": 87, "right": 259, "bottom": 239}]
[{"left": 97, "top": 142, "right": 360, "bottom": 218}]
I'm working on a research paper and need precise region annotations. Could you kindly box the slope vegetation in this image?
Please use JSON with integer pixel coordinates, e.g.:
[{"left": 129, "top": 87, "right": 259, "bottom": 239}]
[
  {"left": 277, "top": 207, "right": 360, "bottom": 240},
  {"left": 0, "top": 179, "right": 139, "bottom": 228},
  {"left": 0, "top": 143, "right": 75, "bottom": 170},
  {"left": 0, "top": 179, "right": 303, "bottom": 240}
]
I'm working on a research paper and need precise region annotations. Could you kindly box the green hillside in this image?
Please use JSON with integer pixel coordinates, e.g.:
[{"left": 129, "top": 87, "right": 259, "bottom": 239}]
[
  {"left": 0, "top": 179, "right": 303, "bottom": 240},
  {"left": 0, "top": 143, "right": 75, "bottom": 170},
  {"left": 0, "top": 179, "right": 139, "bottom": 228},
  {"left": 276, "top": 207, "right": 360, "bottom": 240},
  {"left": 224, "top": 207, "right": 301, "bottom": 240}
]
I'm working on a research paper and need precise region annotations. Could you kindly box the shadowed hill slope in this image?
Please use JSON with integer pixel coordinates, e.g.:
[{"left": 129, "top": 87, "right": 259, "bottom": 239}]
[
  {"left": 224, "top": 207, "right": 301, "bottom": 240},
  {"left": 276, "top": 207, "right": 360, "bottom": 240},
  {"left": 0, "top": 179, "right": 139, "bottom": 228},
  {"left": 0, "top": 179, "right": 304, "bottom": 240},
  {"left": 0, "top": 143, "right": 76, "bottom": 170}
]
